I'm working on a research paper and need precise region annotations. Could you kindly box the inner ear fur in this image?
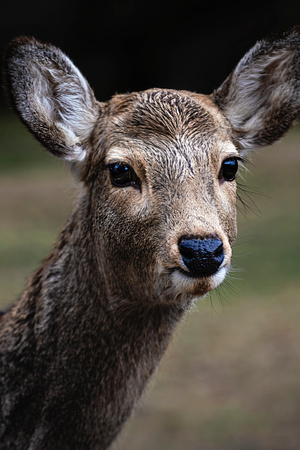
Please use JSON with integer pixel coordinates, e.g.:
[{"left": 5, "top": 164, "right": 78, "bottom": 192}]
[
  {"left": 213, "top": 27, "right": 300, "bottom": 150},
  {"left": 5, "top": 36, "right": 99, "bottom": 164}
]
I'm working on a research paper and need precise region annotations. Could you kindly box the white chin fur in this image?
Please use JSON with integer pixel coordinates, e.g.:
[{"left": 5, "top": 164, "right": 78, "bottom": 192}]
[
  {"left": 169, "top": 265, "right": 228, "bottom": 300},
  {"left": 210, "top": 266, "right": 228, "bottom": 289}
]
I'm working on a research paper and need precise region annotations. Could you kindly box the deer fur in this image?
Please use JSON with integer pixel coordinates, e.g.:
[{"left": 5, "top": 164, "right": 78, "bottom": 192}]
[{"left": 1, "top": 28, "right": 300, "bottom": 449}]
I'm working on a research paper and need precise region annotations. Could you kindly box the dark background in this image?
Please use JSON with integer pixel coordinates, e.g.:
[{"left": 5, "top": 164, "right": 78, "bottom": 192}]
[{"left": 1, "top": 0, "right": 300, "bottom": 106}]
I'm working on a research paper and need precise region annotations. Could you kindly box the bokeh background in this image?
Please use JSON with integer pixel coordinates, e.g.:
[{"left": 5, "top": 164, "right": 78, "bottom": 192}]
[{"left": 1, "top": 1, "right": 300, "bottom": 449}]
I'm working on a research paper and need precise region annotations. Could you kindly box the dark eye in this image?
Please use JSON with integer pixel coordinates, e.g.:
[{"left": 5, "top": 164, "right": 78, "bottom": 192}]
[
  {"left": 220, "top": 157, "right": 239, "bottom": 182},
  {"left": 108, "top": 163, "right": 140, "bottom": 189}
]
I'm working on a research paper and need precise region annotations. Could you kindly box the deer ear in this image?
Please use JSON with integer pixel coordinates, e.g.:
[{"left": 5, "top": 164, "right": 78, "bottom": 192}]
[
  {"left": 5, "top": 37, "right": 99, "bottom": 169},
  {"left": 213, "top": 28, "right": 300, "bottom": 150}
]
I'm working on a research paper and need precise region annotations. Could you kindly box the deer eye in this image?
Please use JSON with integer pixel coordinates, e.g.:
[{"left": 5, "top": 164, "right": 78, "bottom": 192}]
[
  {"left": 108, "top": 163, "right": 140, "bottom": 189},
  {"left": 220, "top": 157, "right": 239, "bottom": 182}
]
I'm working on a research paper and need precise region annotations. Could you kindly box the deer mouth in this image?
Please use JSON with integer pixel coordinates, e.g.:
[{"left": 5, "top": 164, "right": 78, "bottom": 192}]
[{"left": 168, "top": 264, "right": 228, "bottom": 298}]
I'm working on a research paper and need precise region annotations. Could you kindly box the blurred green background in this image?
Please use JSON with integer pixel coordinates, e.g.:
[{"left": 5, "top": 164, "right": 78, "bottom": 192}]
[{"left": 0, "top": 108, "right": 299, "bottom": 450}]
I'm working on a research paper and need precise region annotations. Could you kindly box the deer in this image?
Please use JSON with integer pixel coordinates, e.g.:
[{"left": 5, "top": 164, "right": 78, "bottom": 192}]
[{"left": 0, "top": 28, "right": 299, "bottom": 449}]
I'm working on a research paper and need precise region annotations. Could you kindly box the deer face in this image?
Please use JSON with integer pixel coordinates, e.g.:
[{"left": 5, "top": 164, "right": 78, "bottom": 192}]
[
  {"left": 5, "top": 31, "right": 300, "bottom": 305},
  {"left": 88, "top": 89, "right": 238, "bottom": 304}
]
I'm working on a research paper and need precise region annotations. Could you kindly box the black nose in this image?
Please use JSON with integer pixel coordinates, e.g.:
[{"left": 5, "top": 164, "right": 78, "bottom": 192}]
[{"left": 178, "top": 237, "right": 224, "bottom": 278}]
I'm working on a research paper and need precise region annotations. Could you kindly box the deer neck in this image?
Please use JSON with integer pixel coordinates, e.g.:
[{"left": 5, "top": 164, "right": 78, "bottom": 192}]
[{"left": 3, "top": 204, "right": 185, "bottom": 447}]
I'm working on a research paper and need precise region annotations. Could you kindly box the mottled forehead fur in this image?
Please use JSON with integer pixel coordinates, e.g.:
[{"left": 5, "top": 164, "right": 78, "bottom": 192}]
[{"left": 98, "top": 88, "right": 234, "bottom": 166}]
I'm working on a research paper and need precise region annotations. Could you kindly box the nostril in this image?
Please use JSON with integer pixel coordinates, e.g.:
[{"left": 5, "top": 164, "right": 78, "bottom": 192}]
[
  {"left": 178, "top": 237, "right": 225, "bottom": 278},
  {"left": 178, "top": 239, "right": 197, "bottom": 258},
  {"left": 206, "top": 239, "right": 224, "bottom": 257},
  {"left": 178, "top": 237, "right": 223, "bottom": 256}
]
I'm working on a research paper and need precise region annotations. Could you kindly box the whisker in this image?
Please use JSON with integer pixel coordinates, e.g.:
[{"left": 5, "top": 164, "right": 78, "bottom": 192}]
[
  {"left": 233, "top": 234, "right": 257, "bottom": 247},
  {"left": 208, "top": 275, "right": 241, "bottom": 313},
  {"left": 235, "top": 156, "right": 267, "bottom": 218},
  {"left": 236, "top": 184, "right": 262, "bottom": 217}
]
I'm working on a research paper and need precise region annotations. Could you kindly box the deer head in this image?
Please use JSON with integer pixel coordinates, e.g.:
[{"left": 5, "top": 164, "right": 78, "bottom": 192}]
[{"left": 5, "top": 29, "right": 300, "bottom": 308}]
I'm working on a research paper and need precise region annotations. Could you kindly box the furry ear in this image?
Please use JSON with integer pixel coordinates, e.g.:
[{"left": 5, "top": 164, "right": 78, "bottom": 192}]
[
  {"left": 5, "top": 37, "right": 99, "bottom": 167},
  {"left": 213, "top": 28, "right": 300, "bottom": 150}
]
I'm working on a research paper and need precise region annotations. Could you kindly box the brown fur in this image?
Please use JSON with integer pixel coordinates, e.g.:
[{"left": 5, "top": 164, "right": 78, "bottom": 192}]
[{"left": 1, "top": 28, "right": 300, "bottom": 449}]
